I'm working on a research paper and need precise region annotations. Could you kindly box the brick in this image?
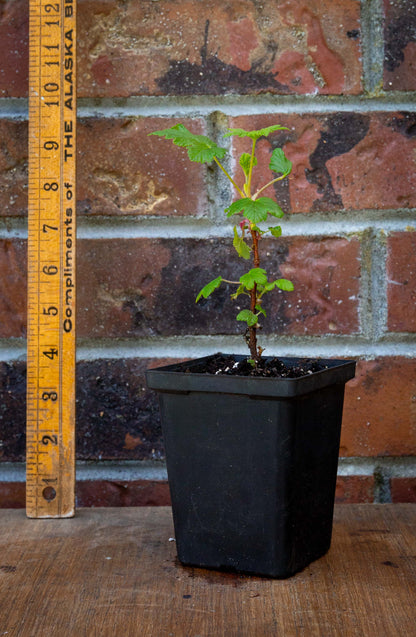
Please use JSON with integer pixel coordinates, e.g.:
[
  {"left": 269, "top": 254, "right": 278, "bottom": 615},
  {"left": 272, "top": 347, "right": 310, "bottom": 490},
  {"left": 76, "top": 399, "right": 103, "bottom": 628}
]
[
  {"left": 77, "top": 118, "right": 207, "bottom": 217},
  {"left": 335, "top": 476, "right": 374, "bottom": 504},
  {"left": 0, "top": 361, "right": 26, "bottom": 462},
  {"left": 0, "top": 121, "right": 28, "bottom": 217},
  {"left": 0, "top": 483, "right": 25, "bottom": 508},
  {"left": 76, "top": 358, "right": 169, "bottom": 460},
  {"left": 0, "top": 234, "right": 361, "bottom": 339},
  {"left": 0, "top": 118, "right": 207, "bottom": 218},
  {"left": 384, "top": 0, "right": 416, "bottom": 91},
  {"left": 0, "top": 0, "right": 28, "bottom": 97},
  {"left": 0, "top": 241, "right": 27, "bottom": 338},
  {"left": 76, "top": 236, "right": 360, "bottom": 338},
  {"left": 0, "top": 480, "right": 172, "bottom": 508},
  {"left": 0, "top": 358, "right": 171, "bottom": 462},
  {"left": 387, "top": 232, "right": 416, "bottom": 332},
  {"left": 76, "top": 480, "right": 171, "bottom": 507},
  {"left": 0, "top": 476, "right": 381, "bottom": 508},
  {"left": 229, "top": 112, "right": 416, "bottom": 213},
  {"left": 77, "top": 0, "right": 362, "bottom": 97},
  {"left": 390, "top": 477, "right": 416, "bottom": 503},
  {"left": 341, "top": 358, "right": 416, "bottom": 457}
]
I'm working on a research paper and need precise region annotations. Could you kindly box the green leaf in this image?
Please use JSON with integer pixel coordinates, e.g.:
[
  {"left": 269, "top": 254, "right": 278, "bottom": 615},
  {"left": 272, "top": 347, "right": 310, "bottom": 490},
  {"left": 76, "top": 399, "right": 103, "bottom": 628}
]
[
  {"left": 230, "top": 284, "right": 247, "bottom": 300},
  {"left": 150, "top": 124, "right": 227, "bottom": 163},
  {"left": 195, "top": 276, "right": 223, "bottom": 302},
  {"left": 239, "top": 268, "right": 268, "bottom": 290},
  {"left": 269, "top": 148, "right": 292, "bottom": 176},
  {"left": 239, "top": 152, "right": 257, "bottom": 177},
  {"left": 225, "top": 199, "right": 249, "bottom": 218},
  {"left": 264, "top": 199, "right": 284, "bottom": 219},
  {"left": 233, "top": 226, "right": 251, "bottom": 259},
  {"left": 255, "top": 304, "right": 267, "bottom": 317},
  {"left": 149, "top": 124, "right": 195, "bottom": 147},
  {"left": 261, "top": 278, "right": 294, "bottom": 293},
  {"left": 187, "top": 137, "right": 227, "bottom": 163},
  {"left": 275, "top": 278, "right": 294, "bottom": 291},
  {"left": 224, "top": 125, "right": 289, "bottom": 141},
  {"left": 236, "top": 309, "right": 258, "bottom": 326},
  {"left": 269, "top": 225, "right": 282, "bottom": 237},
  {"left": 226, "top": 197, "right": 283, "bottom": 223}
]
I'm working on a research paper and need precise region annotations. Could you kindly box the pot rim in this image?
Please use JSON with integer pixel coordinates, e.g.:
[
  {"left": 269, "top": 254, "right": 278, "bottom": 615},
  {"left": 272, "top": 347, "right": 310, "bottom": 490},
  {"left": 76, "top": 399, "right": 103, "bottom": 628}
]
[{"left": 146, "top": 352, "right": 356, "bottom": 398}]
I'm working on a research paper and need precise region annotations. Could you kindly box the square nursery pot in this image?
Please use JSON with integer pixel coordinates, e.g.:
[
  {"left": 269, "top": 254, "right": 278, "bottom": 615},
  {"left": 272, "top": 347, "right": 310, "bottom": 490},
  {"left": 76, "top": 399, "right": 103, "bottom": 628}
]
[{"left": 146, "top": 353, "right": 356, "bottom": 578}]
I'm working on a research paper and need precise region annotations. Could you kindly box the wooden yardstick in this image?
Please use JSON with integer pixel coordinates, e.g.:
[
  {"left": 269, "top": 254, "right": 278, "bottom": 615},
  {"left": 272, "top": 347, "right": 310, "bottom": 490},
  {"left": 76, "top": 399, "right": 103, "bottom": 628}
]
[{"left": 26, "top": 0, "right": 77, "bottom": 518}]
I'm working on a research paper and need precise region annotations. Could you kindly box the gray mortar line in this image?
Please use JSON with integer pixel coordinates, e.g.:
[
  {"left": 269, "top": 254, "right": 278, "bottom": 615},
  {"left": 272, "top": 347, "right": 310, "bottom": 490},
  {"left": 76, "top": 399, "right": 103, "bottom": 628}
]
[
  {"left": 75, "top": 337, "right": 416, "bottom": 361},
  {"left": 370, "top": 230, "right": 389, "bottom": 340},
  {"left": 1, "top": 335, "right": 416, "bottom": 363},
  {"left": 59, "top": 94, "right": 416, "bottom": 117},
  {"left": 1, "top": 458, "right": 415, "bottom": 483},
  {"left": 358, "top": 229, "right": 376, "bottom": 341},
  {"left": 1, "top": 212, "right": 415, "bottom": 241},
  {"left": 361, "top": 0, "right": 386, "bottom": 95},
  {"left": 1, "top": 95, "right": 416, "bottom": 120}
]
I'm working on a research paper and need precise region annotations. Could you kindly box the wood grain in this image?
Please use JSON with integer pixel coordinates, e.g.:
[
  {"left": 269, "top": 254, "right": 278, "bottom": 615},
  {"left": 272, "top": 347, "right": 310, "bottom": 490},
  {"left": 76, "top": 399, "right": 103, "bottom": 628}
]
[{"left": 0, "top": 505, "right": 415, "bottom": 636}]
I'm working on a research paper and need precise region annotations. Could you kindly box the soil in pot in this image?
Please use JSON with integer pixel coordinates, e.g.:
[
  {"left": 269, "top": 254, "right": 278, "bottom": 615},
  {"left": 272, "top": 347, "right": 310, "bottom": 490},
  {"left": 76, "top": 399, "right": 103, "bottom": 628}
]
[{"left": 182, "top": 352, "right": 330, "bottom": 378}]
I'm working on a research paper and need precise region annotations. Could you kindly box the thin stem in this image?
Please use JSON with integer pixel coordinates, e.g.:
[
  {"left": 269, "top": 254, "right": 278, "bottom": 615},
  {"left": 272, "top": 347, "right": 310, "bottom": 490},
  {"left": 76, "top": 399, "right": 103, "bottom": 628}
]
[
  {"left": 221, "top": 278, "right": 241, "bottom": 285},
  {"left": 252, "top": 174, "right": 287, "bottom": 200},
  {"left": 248, "top": 285, "right": 258, "bottom": 361},
  {"left": 213, "top": 157, "right": 245, "bottom": 198},
  {"left": 246, "top": 139, "right": 256, "bottom": 198},
  {"left": 248, "top": 224, "right": 261, "bottom": 362}
]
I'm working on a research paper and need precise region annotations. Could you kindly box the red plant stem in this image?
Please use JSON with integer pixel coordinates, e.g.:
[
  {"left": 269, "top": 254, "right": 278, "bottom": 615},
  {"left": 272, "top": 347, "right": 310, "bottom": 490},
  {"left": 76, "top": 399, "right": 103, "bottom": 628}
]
[{"left": 249, "top": 227, "right": 261, "bottom": 361}]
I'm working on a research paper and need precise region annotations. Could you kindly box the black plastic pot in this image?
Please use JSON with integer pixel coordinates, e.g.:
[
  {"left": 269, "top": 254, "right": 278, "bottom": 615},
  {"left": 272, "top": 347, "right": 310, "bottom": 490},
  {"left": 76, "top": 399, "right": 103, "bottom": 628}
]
[{"left": 146, "top": 353, "right": 356, "bottom": 578}]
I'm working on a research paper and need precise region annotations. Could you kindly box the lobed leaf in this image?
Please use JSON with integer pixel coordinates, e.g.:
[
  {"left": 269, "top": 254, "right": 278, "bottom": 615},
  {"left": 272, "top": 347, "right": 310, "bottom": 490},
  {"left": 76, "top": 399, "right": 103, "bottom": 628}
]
[
  {"left": 226, "top": 197, "right": 283, "bottom": 223},
  {"left": 269, "top": 148, "right": 292, "bottom": 176},
  {"left": 236, "top": 309, "right": 258, "bottom": 326},
  {"left": 150, "top": 124, "right": 227, "bottom": 163},
  {"left": 224, "top": 125, "right": 289, "bottom": 141},
  {"left": 261, "top": 278, "right": 294, "bottom": 293},
  {"left": 187, "top": 137, "right": 227, "bottom": 163},
  {"left": 262, "top": 281, "right": 277, "bottom": 292},
  {"left": 150, "top": 123, "right": 195, "bottom": 147},
  {"left": 195, "top": 276, "right": 223, "bottom": 302},
  {"left": 275, "top": 278, "right": 294, "bottom": 291},
  {"left": 239, "top": 268, "right": 268, "bottom": 290}
]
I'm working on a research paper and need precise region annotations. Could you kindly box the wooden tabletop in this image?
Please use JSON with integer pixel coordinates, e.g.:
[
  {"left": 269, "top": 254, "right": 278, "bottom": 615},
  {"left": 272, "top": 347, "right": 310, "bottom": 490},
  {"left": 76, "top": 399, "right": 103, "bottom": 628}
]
[{"left": 0, "top": 505, "right": 415, "bottom": 636}]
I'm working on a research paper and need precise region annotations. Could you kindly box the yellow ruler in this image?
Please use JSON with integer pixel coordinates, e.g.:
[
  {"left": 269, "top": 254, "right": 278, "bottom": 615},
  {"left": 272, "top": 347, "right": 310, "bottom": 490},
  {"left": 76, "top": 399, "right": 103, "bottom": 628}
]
[{"left": 26, "top": 0, "right": 77, "bottom": 518}]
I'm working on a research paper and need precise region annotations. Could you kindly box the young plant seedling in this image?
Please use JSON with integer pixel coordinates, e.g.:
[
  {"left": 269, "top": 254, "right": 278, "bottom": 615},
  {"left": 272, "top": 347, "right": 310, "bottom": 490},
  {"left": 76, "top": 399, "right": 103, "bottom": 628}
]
[{"left": 150, "top": 123, "right": 294, "bottom": 366}]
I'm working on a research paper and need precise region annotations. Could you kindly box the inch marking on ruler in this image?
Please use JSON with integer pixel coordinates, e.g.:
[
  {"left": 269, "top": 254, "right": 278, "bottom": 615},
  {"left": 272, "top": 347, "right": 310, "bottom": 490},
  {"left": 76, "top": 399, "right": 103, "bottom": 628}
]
[{"left": 26, "top": 0, "right": 76, "bottom": 518}]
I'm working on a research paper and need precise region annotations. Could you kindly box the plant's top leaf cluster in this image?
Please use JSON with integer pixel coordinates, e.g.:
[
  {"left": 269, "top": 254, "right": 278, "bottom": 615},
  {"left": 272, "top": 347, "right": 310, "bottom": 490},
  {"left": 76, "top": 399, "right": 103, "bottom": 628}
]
[{"left": 150, "top": 124, "right": 292, "bottom": 175}]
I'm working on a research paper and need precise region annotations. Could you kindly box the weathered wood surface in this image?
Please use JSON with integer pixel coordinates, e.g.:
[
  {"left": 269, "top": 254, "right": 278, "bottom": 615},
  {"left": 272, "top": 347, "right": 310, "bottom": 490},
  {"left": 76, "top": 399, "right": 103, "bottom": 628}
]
[{"left": 0, "top": 505, "right": 415, "bottom": 636}]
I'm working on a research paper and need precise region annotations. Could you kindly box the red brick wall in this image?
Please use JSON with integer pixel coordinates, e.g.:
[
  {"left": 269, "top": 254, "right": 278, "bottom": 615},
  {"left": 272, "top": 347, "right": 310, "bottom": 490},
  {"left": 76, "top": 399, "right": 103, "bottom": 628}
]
[{"left": 0, "top": 0, "right": 415, "bottom": 506}]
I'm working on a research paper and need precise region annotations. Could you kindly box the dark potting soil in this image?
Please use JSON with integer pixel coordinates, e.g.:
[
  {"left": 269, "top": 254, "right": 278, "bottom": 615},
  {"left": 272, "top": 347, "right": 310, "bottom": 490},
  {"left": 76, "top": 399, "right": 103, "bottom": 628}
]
[{"left": 186, "top": 354, "right": 329, "bottom": 379}]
